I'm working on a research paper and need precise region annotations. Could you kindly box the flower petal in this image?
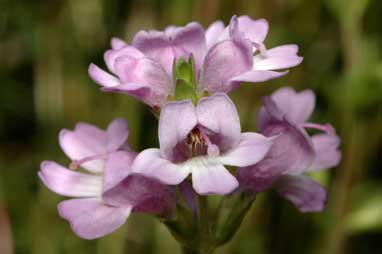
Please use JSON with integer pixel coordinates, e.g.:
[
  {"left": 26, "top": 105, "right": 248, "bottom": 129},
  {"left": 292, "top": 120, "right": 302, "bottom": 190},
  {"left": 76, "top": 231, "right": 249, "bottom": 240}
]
[
  {"left": 132, "top": 22, "right": 206, "bottom": 75},
  {"left": 59, "top": 123, "right": 107, "bottom": 173},
  {"left": 106, "top": 118, "right": 129, "bottom": 152},
  {"left": 217, "top": 16, "right": 268, "bottom": 44},
  {"left": 188, "top": 158, "right": 238, "bottom": 195},
  {"left": 200, "top": 37, "right": 253, "bottom": 93},
  {"left": 253, "top": 45, "right": 303, "bottom": 71},
  {"left": 131, "top": 148, "right": 190, "bottom": 185},
  {"left": 104, "top": 46, "right": 144, "bottom": 74},
  {"left": 271, "top": 87, "right": 316, "bottom": 124},
  {"left": 238, "top": 121, "right": 314, "bottom": 191},
  {"left": 88, "top": 64, "right": 121, "bottom": 87},
  {"left": 196, "top": 93, "right": 241, "bottom": 152},
  {"left": 103, "top": 174, "right": 175, "bottom": 216},
  {"left": 275, "top": 175, "right": 327, "bottom": 212},
  {"left": 112, "top": 56, "right": 172, "bottom": 107},
  {"left": 101, "top": 83, "right": 152, "bottom": 105},
  {"left": 220, "top": 132, "right": 273, "bottom": 167},
  {"left": 111, "top": 37, "right": 127, "bottom": 50},
  {"left": 58, "top": 198, "right": 131, "bottom": 239},
  {"left": 39, "top": 161, "right": 103, "bottom": 197},
  {"left": 230, "top": 70, "right": 288, "bottom": 83},
  {"left": 103, "top": 151, "right": 135, "bottom": 193},
  {"left": 261, "top": 121, "right": 315, "bottom": 175},
  {"left": 159, "top": 100, "right": 197, "bottom": 160},
  {"left": 308, "top": 134, "right": 341, "bottom": 171},
  {"left": 205, "top": 20, "right": 225, "bottom": 49}
]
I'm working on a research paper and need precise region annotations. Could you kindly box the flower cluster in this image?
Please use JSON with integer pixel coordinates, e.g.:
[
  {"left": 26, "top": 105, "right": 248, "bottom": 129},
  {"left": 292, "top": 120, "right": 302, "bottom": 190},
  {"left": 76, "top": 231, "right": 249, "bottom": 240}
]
[{"left": 39, "top": 15, "right": 341, "bottom": 244}]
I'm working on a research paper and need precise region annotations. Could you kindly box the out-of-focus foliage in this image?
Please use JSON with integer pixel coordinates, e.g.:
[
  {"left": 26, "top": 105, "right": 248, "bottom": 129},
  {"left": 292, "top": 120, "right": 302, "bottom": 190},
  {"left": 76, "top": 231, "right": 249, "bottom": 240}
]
[{"left": 0, "top": 0, "right": 380, "bottom": 253}]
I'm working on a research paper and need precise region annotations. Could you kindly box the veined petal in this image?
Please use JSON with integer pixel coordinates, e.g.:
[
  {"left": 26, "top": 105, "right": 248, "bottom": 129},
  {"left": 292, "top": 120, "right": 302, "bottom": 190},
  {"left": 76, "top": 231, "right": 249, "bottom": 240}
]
[
  {"left": 230, "top": 70, "right": 288, "bottom": 83},
  {"left": 59, "top": 124, "right": 107, "bottom": 173},
  {"left": 219, "top": 132, "right": 273, "bottom": 167},
  {"left": 39, "top": 161, "right": 103, "bottom": 197},
  {"left": 196, "top": 93, "right": 241, "bottom": 151},
  {"left": 205, "top": 20, "right": 225, "bottom": 49},
  {"left": 88, "top": 64, "right": 121, "bottom": 88},
  {"left": 58, "top": 198, "right": 132, "bottom": 239},
  {"left": 159, "top": 100, "right": 197, "bottom": 160},
  {"left": 200, "top": 37, "right": 253, "bottom": 94},
  {"left": 187, "top": 157, "right": 238, "bottom": 195},
  {"left": 131, "top": 148, "right": 190, "bottom": 185},
  {"left": 275, "top": 175, "right": 327, "bottom": 212},
  {"left": 106, "top": 118, "right": 129, "bottom": 152},
  {"left": 270, "top": 87, "right": 316, "bottom": 124},
  {"left": 308, "top": 134, "right": 341, "bottom": 171}
]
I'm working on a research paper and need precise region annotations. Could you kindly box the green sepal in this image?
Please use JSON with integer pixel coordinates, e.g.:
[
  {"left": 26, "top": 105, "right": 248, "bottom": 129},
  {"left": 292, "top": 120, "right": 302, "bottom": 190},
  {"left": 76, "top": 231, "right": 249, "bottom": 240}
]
[
  {"left": 174, "top": 79, "right": 198, "bottom": 105},
  {"left": 173, "top": 54, "right": 196, "bottom": 88}
]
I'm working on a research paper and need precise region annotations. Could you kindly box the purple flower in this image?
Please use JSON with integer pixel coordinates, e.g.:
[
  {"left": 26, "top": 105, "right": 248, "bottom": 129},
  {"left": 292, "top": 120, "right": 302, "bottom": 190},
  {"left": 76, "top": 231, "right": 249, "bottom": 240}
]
[
  {"left": 89, "top": 15, "right": 302, "bottom": 108},
  {"left": 38, "top": 119, "right": 175, "bottom": 239},
  {"left": 238, "top": 87, "right": 341, "bottom": 212},
  {"left": 130, "top": 93, "right": 274, "bottom": 195},
  {"left": 201, "top": 15, "right": 303, "bottom": 94}
]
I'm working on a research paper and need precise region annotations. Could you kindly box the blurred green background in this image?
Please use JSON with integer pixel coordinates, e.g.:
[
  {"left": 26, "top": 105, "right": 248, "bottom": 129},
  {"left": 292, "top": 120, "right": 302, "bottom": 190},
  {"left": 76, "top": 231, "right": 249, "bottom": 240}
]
[{"left": 0, "top": 0, "right": 381, "bottom": 253}]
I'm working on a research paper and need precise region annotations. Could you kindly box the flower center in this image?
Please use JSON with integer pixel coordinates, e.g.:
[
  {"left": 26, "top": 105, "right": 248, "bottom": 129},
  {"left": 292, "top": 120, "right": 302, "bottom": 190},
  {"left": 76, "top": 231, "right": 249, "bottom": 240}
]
[{"left": 186, "top": 128, "right": 208, "bottom": 157}]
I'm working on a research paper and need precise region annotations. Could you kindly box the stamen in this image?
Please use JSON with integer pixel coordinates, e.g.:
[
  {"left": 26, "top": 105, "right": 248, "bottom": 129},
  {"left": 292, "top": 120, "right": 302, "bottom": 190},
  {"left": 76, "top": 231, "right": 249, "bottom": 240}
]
[
  {"left": 300, "top": 123, "right": 335, "bottom": 135},
  {"left": 69, "top": 154, "right": 108, "bottom": 170}
]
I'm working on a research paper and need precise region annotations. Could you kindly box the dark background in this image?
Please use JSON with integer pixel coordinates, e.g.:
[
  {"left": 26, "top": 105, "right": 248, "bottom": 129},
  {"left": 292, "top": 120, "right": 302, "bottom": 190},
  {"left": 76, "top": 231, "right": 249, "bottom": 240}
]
[{"left": 0, "top": 0, "right": 381, "bottom": 253}]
